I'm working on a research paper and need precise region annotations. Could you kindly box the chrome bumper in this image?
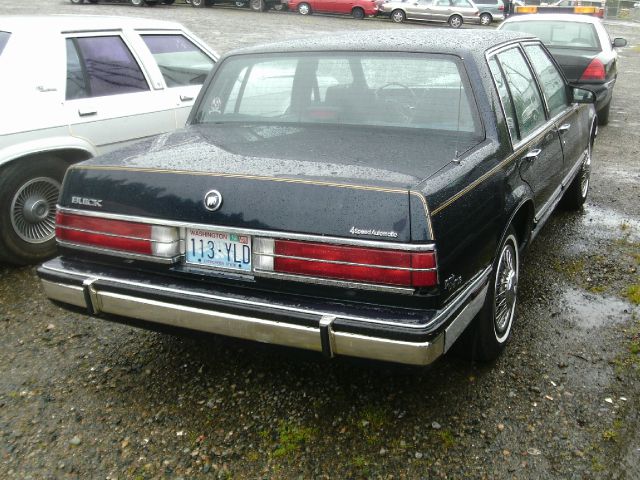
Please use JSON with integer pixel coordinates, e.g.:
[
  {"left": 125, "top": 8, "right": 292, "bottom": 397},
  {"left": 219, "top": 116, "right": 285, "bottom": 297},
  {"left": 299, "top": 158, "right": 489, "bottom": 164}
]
[{"left": 39, "top": 263, "right": 490, "bottom": 366}]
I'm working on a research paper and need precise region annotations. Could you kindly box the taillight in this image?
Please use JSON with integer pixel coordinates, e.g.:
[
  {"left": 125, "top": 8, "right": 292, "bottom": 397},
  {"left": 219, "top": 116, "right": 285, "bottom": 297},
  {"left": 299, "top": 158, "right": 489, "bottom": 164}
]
[
  {"left": 498, "top": 4, "right": 504, "bottom": 10},
  {"left": 55, "top": 211, "right": 179, "bottom": 258},
  {"left": 579, "top": 58, "right": 605, "bottom": 82},
  {"left": 254, "top": 239, "right": 437, "bottom": 288}
]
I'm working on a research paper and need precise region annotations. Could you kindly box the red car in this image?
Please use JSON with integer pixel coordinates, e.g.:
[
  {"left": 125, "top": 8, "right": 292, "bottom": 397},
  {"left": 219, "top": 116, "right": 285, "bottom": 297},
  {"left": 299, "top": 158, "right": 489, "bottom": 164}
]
[{"left": 288, "top": 0, "right": 378, "bottom": 18}]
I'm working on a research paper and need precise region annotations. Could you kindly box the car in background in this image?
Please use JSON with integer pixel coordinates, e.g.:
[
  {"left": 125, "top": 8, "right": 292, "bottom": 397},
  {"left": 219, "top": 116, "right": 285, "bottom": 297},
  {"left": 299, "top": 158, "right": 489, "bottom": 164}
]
[
  {"left": 38, "top": 30, "right": 596, "bottom": 367},
  {"left": 475, "top": 0, "right": 505, "bottom": 25},
  {"left": 288, "top": 0, "right": 378, "bottom": 17},
  {"left": 0, "top": 16, "right": 217, "bottom": 265},
  {"left": 498, "top": 14, "right": 626, "bottom": 125},
  {"left": 378, "top": 0, "right": 481, "bottom": 27}
]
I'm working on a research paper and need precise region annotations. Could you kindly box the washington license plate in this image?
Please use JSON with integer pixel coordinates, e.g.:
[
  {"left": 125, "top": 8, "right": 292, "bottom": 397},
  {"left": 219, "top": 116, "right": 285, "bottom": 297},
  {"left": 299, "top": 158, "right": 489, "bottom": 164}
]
[{"left": 185, "top": 228, "right": 251, "bottom": 272}]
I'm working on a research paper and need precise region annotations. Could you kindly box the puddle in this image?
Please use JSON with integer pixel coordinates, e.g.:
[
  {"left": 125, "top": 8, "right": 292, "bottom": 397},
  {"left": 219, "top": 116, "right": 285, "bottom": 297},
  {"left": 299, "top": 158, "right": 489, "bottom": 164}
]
[
  {"left": 580, "top": 205, "right": 640, "bottom": 241},
  {"left": 561, "top": 287, "right": 637, "bottom": 329}
]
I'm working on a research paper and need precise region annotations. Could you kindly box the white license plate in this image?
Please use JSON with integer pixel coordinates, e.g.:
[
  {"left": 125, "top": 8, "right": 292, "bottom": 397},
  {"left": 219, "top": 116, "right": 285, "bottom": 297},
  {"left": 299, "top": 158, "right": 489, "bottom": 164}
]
[{"left": 185, "top": 228, "right": 251, "bottom": 272}]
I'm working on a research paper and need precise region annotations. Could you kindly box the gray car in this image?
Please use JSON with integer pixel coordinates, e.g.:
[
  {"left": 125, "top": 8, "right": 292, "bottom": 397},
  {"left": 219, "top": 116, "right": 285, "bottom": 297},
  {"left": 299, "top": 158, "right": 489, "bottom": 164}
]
[
  {"left": 475, "top": 0, "right": 506, "bottom": 25},
  {"left": 378, "top": 0, "right": 481, "bottom": 28}
]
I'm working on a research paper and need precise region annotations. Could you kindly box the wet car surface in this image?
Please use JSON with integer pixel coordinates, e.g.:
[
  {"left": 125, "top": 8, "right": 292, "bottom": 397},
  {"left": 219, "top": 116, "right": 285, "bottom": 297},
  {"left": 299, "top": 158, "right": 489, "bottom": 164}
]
[{"left": 1, "top": 2, "right": 639, "bottom": 478}]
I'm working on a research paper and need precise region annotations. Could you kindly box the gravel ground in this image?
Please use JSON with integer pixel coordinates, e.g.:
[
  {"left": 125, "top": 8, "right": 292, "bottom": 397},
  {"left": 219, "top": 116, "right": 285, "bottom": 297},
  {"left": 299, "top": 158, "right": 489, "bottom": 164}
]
[{"left": 1, "top": 2, "right": 640, "bottom": 479}]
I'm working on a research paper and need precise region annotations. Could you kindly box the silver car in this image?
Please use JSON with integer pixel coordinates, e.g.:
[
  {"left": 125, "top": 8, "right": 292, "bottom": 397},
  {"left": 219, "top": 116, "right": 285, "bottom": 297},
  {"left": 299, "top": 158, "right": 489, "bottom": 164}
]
[{"left": 379, "top": 0, "right": 481, "bottom": 28}]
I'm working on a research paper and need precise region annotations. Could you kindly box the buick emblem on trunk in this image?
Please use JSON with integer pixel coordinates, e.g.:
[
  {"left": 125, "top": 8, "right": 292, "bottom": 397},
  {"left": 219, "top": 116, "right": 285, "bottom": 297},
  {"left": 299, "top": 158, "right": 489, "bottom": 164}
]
[{"left": 203, "top": 190, "right": 223, "bottom": 211}]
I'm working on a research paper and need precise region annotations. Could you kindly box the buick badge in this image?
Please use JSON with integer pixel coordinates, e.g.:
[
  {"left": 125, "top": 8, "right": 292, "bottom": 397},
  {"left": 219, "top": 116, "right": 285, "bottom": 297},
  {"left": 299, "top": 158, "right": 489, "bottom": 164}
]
[{"left": 203, "top": 190, "right": 223, "bottom": 212}]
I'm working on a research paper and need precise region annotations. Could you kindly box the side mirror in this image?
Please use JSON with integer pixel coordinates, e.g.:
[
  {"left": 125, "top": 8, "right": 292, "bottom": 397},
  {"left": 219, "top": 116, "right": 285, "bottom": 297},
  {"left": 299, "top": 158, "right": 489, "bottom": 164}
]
[
  {"left": 571, "top": 86, "right": 596, "bottom": 104},
  {"left": 612, "top": 38, "right": 627, "bottom": 48}
]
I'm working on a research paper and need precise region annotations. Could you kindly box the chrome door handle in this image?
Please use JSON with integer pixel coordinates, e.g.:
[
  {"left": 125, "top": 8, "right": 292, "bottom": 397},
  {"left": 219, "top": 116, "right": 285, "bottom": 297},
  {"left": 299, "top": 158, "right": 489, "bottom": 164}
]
[
  {"left": 180, "top": 95, "right": 194, "bottom": 102},
  {"left": 524, "top": 148, "right": 542, "bottom": 161},
  {"left": 557, "top": 123, "right": 571, "bottom": 133},
  {"left": 78, "top": 108, "right": 97, "bottom": 117}
]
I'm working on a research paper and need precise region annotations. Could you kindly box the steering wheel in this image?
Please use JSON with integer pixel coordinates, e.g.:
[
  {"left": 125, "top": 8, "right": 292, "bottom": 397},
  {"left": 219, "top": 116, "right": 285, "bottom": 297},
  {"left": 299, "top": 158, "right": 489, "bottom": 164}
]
[{"left": 375, "top": 82, "right": 417, "bottom": 123}]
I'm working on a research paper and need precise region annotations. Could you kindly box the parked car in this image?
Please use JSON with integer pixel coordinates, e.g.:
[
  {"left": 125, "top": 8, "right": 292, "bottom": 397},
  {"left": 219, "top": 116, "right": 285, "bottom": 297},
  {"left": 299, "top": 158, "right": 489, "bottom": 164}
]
[
  {"left": 475, "top": 0, "right": 505, "bottom": 25},
  {"left": 498, "top": 14, "right": 627, "bottom": 125},
  {"left": 289, "top": 0, "right": 378, "bottom": 17},
  {"left": 0, "top": 16, "right": 217, "bottom": 265},
  {"left": 38, "top": 29, "right": 597, "bottom": 366},
  {"left": 378, "top": 0, "right": 481, "bottom": 28}
]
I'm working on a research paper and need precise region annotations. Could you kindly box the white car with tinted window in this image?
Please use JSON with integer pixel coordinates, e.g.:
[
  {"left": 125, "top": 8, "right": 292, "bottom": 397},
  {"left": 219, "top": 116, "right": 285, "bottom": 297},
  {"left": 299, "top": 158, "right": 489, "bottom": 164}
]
[{"left": 0, "top": 16, "right": 217, "bottom": 265}]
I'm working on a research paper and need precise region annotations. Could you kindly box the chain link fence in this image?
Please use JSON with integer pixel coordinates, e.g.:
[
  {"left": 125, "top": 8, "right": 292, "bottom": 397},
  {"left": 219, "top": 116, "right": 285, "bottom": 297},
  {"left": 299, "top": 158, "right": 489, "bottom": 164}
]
[{"left": 605, "top": 0, "right": 640, "bottom": 19}]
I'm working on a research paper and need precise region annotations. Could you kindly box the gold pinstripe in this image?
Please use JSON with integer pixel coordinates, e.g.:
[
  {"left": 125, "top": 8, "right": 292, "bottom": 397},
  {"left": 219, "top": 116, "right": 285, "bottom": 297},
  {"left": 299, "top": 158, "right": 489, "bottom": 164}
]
[
  {"left": 409, "top": 191, "right": 435, "bottom": 240},
  {"left": 431, "top": 135, "right": 542, "bottom": 217},
  {"left": 70, "top": 165, "right": 408, "bottom": 194}
]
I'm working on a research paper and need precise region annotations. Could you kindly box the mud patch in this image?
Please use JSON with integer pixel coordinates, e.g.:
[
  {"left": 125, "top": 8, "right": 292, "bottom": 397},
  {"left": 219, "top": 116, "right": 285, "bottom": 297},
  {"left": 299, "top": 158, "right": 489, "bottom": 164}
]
[{"left": 561, "top": 287, "right": 638, "bottom": 329}]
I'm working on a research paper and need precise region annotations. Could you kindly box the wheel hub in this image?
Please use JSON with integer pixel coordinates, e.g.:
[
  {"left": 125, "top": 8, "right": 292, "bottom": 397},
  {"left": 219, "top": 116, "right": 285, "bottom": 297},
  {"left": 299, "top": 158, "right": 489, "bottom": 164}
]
[{"left": 22, "top": 198, "right": 50, "bottom": 223}]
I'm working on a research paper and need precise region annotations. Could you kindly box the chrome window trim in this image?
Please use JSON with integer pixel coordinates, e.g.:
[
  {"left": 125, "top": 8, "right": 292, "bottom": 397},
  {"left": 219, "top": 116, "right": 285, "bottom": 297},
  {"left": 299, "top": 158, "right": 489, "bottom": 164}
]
[
  {"left": 57, "top": 206, "right": 436, "bottom": 252},
  {"left": 39, "top": 263, "right": 491, "bottom": 330},
  {"left": 57, "top": 240, "right": 180, "bottom": 264},
  {"left": 253, "top": 252, "right": 437, "bottom": 272}
]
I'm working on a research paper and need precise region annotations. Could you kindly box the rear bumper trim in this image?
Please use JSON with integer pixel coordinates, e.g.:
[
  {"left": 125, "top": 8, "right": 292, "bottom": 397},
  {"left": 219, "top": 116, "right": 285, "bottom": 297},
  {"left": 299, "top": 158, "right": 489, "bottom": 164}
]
[{"left": 39, "top": 263, "right": 490, "bottom": 366}]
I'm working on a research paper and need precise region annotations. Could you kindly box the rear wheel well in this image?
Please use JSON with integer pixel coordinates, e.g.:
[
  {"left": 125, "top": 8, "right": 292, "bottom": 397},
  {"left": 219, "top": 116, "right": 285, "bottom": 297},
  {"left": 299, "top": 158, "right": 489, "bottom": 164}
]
[
  {"left": 2, "top": 148, "right": 93, "bottom": 173},
  {"left": 510, "top": 201, "right": 534, "bottom": 251}
]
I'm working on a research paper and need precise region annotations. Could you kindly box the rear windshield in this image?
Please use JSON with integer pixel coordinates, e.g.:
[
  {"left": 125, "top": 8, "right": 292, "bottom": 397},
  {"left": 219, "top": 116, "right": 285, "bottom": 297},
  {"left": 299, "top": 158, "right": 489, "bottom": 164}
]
[
  {"left": 194, "top": 52, "right": 482, "bottom": 136},
  {"left": 0, "top": 32, "right": 10, "bottom": 56},
  {"left": 501, "top": 21, "right": 600, "bottom": 50}
]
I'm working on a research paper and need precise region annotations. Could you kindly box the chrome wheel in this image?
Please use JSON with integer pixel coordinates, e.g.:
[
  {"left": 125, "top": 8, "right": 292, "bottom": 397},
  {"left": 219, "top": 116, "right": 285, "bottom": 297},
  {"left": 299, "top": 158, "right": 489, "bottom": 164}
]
[
  {"left": 580, "top": 141, "right": 591, "bottom": 199},
  {"left": 10, "top": 177, "right": 60, "bottom": 244},
  {"left": 391, "top": 9, "right": 405, "bottom": 22},
  {"left": 298, "top": 2, "right": 310, "bottom": 14},
  {"left": 448, "top": 15, "right": 462, "bottom": 28},
  {"left": 480, "top": 13, "right": 492, "bottom": 26},
  {"left": 493, "top": 235, "right": 518, "bottom": 343}
]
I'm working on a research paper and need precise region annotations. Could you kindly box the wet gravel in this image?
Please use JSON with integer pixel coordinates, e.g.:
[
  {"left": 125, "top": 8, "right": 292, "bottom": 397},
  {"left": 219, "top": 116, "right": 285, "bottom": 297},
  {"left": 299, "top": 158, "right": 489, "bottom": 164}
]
[{"left": 1, "top": 2, "right": 640, "bottom": 478}]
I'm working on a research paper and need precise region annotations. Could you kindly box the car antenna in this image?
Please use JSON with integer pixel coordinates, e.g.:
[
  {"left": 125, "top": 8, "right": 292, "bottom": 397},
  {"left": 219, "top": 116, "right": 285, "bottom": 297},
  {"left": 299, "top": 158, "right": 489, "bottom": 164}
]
[{"left": 453, "top": 80, "right": 463, "bottom": 164}]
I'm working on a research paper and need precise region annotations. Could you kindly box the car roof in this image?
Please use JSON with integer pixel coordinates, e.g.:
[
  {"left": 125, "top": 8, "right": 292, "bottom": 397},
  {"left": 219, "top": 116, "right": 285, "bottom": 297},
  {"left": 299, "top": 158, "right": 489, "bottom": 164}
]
[
  {"left": 502, "top": 13, "right": 603, "bottom": 24},
  {"left": 228, "top": 29, "right": 534, "bottom": 59},
  {"left": 0, "top": 15, "right": 184, "bottom": 33}
]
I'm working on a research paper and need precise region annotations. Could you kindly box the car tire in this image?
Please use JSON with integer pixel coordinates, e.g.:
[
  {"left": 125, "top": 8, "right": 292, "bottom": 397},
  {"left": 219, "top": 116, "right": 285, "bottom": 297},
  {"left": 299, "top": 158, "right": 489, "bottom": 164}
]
[
  {"left": 130, "top": 0, "right": 145, "bottom": 6},
  {"left": 0, "top": 159, "right": 67, "bottom": 266},
  {"left": 70, "top": 0, "right": 84, "bottom": 4},
  {"left": 235, "top": 0, "right": 247, "bottom": 6},
  {"left": 273, "top": 2, "right": 287, "bottom": 10},
  {"left": 250, "top": 0, "right": 268, "bottom": 11},
  {"left": 391, "top": 9, "right": 405, "bottom": 22},
  {"left": 190, "top": 0, "right": 207, "bottom": 6},
  {"left": 448, "top": 14, "right": 463, "bottom": 28},
  {"left": 480, "top": 12, "right": 492, "bottom": 25},
  {"left": 458, "top": 227, "right": 519, "bottom": 362},
  {"left": 352, "top": 7, "right": 365, "bottom": 18},
  {"left": 562, "top": 134, "right": 593, "bottom": 210},
  {"left": 297, "top": 2, "right": 311, "bottom": 14},
  {"left": 597, "top": 100, "right": 611, "bottom": 126}
]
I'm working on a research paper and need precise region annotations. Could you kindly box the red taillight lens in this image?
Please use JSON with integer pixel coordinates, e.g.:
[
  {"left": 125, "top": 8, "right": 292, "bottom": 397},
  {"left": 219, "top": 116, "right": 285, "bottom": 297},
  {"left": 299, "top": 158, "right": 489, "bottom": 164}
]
[
  {"left": 579, "top": 58, "right": 605, "bottom": 82},
  {"left": 498, "top": 4, "right": 504, "bottom": 10},
  {"left": 261, "top": 239, "right": 437, "bottom": 288},
  {"left": 55, "top": 211, "right": 179, "bottom": 258}
]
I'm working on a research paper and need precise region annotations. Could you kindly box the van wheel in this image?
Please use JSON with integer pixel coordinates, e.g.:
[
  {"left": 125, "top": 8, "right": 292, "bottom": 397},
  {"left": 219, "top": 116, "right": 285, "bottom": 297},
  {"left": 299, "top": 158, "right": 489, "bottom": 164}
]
[
  {"left": 448, "top": 14, "right": 463, "bottom": 28},
  {"left": 352, "top": 7, "right": 365, "bottom": 18},
  {"left": 459, "top": 227, "right": 519, "bottom": 361},
  {"left": 480, "top": 12, "right": 492, "bottom": 25},
  {"left": 0, "top": 159, "right": 66, "bottom": 265},
  {"left": 391, "top": 9, "right": 405, "bottom": 22}
]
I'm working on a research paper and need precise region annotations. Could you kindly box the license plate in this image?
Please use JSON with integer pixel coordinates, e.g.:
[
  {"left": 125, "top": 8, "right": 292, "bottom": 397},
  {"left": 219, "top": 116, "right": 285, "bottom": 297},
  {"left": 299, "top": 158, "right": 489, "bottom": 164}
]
[{"left": 185, "top": 228, "right": 251, "bottom": 272}]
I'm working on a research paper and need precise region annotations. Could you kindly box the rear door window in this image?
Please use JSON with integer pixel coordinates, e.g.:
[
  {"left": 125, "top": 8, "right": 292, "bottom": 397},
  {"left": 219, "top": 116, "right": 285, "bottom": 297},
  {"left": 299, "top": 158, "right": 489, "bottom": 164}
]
[
  {"left": 140, "top": 34, "right": 215, "bottom": 87},
  {"left": 0, "top": 31, "right": 10, "bottom": 55},
  {"left": 524, "top": 44, "right": 568, "bottom": 118},
  {"left": 496, "top": 47, "right": 546, "bottom": 140},
  {"left": 488, "top": 57, "right": 519, "bottom": 142},
  {"left": 65, "top": 36, "right": 149, "bottom": 100}
]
